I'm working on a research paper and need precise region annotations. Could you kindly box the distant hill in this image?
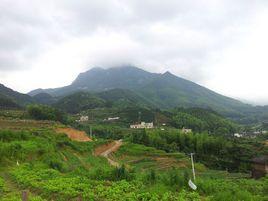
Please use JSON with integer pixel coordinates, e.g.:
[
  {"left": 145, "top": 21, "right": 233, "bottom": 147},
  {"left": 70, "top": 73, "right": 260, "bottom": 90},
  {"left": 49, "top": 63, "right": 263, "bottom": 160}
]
[
  {"left": 54, "top": 92, "right": 106, "bottom": 113},
  {"left": 138, "top": 71, "right": 250, "bottom": 116},
  {"left": 54, "top": 89, "right": 155, "bottom": 113},
  {"left": 0, "top": 84, "right": 34, "bottom": 108},
  {"left": 28, "top": 66, "right": 267, "bottom": 123},
  {"left": 0, "top": 94, "right": 21, "bottom": 109},
  {"left": 32, "top": 93, "right": 57, "bottom": 105},
  {"left": 170, "top": 107, "right": 238, "bottom": 134},
  {"left": 96, "top": 88, "right": 156, "bottom": 108}
]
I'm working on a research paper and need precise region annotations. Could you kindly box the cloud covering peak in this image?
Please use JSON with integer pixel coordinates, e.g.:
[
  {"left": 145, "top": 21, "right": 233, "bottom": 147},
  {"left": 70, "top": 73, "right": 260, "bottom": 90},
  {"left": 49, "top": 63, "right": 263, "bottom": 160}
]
[{"left": 0, "top": 0, "right": 268, "bottom": 104}]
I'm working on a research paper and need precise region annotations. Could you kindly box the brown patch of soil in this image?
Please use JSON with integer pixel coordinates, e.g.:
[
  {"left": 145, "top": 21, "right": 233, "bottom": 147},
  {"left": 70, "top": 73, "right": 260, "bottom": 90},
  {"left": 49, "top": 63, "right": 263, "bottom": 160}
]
[
  {"left": 94, "top": 140, "right": 123, "bottom": 167},
  {"left": 154, "top": 157, "right": 187, "bottom": 169},
  {"left": 56, "top": 128, "right": 92, "bottom": 142},
  {"left": 94, "top": 141, "right": 116, "bottom": 156}
]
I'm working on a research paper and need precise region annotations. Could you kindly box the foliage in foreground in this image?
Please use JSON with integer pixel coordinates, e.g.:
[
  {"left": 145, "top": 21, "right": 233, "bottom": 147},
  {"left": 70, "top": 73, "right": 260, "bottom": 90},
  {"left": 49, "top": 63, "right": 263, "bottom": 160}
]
[{"left": 0, "top": 129, "right": 267, "bottom": 201}]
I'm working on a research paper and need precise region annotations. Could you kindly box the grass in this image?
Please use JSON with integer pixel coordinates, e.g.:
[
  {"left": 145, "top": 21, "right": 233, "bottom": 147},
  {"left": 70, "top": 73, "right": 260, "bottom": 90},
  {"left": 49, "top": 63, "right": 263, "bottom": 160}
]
[
  {"left": 114, "top": 142, "right": 190, "bottom": 171},
  {"left": 0, "top": 116, "right": 267, "bottom": 201}
]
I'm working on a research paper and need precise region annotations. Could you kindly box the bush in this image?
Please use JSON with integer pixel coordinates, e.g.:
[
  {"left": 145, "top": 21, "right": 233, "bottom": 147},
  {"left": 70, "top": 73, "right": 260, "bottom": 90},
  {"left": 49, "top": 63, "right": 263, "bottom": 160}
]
[{"left": 27, "top": 104, "right": 67, "bottom": 123}]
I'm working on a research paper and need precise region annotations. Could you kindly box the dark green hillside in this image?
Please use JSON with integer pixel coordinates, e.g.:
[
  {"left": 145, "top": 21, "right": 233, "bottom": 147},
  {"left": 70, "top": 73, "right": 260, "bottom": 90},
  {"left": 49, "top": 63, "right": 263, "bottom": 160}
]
[
  {"left": 171, "top": 108, "right": 238, "bottom": 134},
  {"left": 138, "top": 72, "right": 249, "bottom": 115},
  {"left": 0, "top": 84, "right": 34, "bottom": 107},
  {"left": 97, "top": 88, "right": 155, "bottom": 108},
  {"left": 54, "top": 89, "right": 156, "bottom": 114},
  {"left": 28, "top": 66, "right": 262, "bottom": 121},
  {"left": 0, "top": 95, "right": 21, "bottom": 109},
  {"left": 54, "top": 92, "right": 106, "bottom": 113},
  {"left": 33, "top": 92, "right": 57, "bottom": 105}
]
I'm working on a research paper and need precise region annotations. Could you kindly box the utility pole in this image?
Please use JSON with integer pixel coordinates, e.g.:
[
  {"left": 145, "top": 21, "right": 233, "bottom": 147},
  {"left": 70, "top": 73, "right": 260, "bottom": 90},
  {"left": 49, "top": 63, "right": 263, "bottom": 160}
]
[
  {"left": 90, "top": 126, "right": 92, "bottom": 138},
  {"left": 190, "top": 153, "right": 196, "bottom": 181},
  {"left": 138, "top": 111, "right": 141, "bottom": 123}
]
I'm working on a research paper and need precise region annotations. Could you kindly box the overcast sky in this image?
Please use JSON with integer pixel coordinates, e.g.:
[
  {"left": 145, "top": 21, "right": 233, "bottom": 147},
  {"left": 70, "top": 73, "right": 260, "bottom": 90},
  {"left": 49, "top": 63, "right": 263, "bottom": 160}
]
[{"left": 0, "top": 0, "right": 268, "bottom": 105}]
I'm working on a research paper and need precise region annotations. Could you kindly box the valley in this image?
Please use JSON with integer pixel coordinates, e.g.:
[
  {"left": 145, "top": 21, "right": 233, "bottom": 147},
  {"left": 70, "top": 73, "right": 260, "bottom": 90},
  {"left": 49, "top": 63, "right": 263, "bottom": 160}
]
[{"left": 0, "top": 66, "right": 267, "bottom": 201}]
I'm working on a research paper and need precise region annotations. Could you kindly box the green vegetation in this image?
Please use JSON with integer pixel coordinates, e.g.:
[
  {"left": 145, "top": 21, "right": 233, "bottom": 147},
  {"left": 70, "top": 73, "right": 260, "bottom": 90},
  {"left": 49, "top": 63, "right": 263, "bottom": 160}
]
[
  {"left": 129, "top": 128, "right": 267, "bottom": 172},
  {"left": 0, "top": 84, "right": 34, "bottom": 108},
  {"left": 171, "top": 107, "right": 238, "bottom": 134},
  {"left": 0, "top": 126, "right": 267, "bottom": 200},
  {"left": 54, "top": 92, "right": 106, "bottom": 114},
  {"left": 26, "top": 66, "right": 268, "bottom": 124},
  {"left": 27, "top": 104, "right": 68, "bottom": 123},
  {"left": 0, "top": 83, "right": 267, "bottom": 200}
]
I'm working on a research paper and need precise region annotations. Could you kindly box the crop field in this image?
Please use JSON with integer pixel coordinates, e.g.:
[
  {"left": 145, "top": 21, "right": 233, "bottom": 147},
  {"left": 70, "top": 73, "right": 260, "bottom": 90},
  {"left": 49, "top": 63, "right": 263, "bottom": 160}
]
[{"left": 0, "top": 116, "right": 267, "bottom": 201}]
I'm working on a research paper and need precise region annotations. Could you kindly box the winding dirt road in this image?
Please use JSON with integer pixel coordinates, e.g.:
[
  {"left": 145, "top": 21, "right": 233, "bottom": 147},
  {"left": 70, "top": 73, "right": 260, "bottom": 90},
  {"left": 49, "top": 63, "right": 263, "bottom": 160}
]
[{"left": 95, "top": 140, "right": 123, "bottom": 167}]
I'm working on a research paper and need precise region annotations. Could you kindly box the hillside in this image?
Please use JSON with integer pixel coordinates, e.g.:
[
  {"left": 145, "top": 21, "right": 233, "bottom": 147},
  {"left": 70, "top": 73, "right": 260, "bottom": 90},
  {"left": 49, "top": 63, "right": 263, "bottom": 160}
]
[
  {"left": 0, "top": 95, "right": 21, "bottom": 109},
  {"left": 54, "top": 89, "right": 155, "bottom": 114},
  {"left": 0, "top": 84, "right": 34, "bottom": 108},
  {"left": 28, "top": 66, "right": 259, "bottom": 120},
  {"left": 54, "top": 92, "right": 106, "bottom": 113},
  {"left": 0, "top": 116, "right": 267, "bottom": 200},
  {"left": 32, "top": 92, "right": 57, "bottom": 105},
  {"left": 138, "top": 71, "right": 249, "bottom": 116}
]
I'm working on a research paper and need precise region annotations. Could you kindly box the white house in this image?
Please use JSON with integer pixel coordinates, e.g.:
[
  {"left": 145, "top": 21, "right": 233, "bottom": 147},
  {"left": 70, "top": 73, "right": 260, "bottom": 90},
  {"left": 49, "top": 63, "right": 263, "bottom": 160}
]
[
  {"left": 182, "top": 128, "right": 192, "bottom": 134},
  {"left": 108, "top": 117, "right": 120, "bottom": 121},
  {"left": 79, "top": 115, "right": 89, "bottom": 122},
  {"left": 130, "top": 122, "right": 154, "bottom": 129},
  {"left": 234, "top": 133, "right": 243, "bottom": 138}
]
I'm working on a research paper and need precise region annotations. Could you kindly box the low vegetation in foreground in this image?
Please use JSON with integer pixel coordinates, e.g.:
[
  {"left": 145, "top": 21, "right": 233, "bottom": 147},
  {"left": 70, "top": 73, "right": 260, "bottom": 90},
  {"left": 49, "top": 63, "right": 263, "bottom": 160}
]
[
  {"left": 0, "top": 106, "right": 267, "bottom": 201},
  {"left": 0, "top": 126, "right": 267, "bottom": 200}
]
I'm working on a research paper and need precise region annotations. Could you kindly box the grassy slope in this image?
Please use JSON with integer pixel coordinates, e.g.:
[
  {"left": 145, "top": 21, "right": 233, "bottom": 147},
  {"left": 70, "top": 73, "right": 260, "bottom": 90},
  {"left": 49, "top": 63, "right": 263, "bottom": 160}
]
[{"left": 0, "top": 115, "right": 267, "bottom": 200}]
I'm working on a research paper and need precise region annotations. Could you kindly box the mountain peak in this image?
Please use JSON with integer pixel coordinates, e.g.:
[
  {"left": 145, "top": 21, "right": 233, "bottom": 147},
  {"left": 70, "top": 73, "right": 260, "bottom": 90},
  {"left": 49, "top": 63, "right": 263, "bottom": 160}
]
[{"left": 163, "top": 71, "right": 173, "bottom": 76}]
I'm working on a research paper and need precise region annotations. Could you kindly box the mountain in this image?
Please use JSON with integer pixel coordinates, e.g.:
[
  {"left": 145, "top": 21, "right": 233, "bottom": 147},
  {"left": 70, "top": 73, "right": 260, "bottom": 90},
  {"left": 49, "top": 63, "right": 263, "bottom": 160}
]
[
  {"left": 54, "top": 91, "right": 106, "bottom": 113},
  {"left": 138, "top": 71, "right": 250, "bottom": 116},
  {"left": 0, "top": 94, "right": 21, "bottom": 109},
  {"left": 54, "top": 89, "right": 155, "bottom": 113},
  {"left": 0, "top": 84, "right": 34, "bottom": 108},
  {"left": 28, "top": 66, "right": 266, "bottom": 122},
  {"left": 96, "top": 88, "right": 156, "bottom": 108},
  {"left": 32, "top": 93, "right": 57, "bottom": 105}
]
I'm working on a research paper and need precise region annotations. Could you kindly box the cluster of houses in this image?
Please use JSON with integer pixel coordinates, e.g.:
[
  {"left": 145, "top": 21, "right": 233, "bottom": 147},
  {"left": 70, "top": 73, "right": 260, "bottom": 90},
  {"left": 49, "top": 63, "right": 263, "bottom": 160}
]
[
  {"left": 76, "top": 115, "right": 89, "bottom": 122},
  {"left": 76, "top": 115, "right": 121, "bottom": 122},
  {"left": 130, "top": 122, "right": 154, "bottom": 129},
  {"left": 233, "top": 130, "right": 267, "bottom": 138}
]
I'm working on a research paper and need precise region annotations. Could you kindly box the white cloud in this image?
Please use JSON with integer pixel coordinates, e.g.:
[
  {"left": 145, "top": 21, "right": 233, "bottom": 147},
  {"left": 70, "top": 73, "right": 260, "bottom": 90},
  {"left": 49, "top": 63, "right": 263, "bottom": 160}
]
[{"left": 0, "top": 0, "right": 268, "bottom": 104}]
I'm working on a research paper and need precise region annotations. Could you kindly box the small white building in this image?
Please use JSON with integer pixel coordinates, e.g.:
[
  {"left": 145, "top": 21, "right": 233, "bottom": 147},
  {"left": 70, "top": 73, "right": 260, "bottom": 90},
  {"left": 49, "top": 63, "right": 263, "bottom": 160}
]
[
  {"left": 79, "top": 115, "right": 89, "bottom": 122},
  {"left": 130, "top": 122, "right": 154, "bottom": 129},
  {"left": 108, "top": 117, "right": 120, "bottom": 121},
  {"left": 234, "top": 133, "right": 243, "bottom": 138},
  {"left": 182, "top": 128, "right": 192, "bottom": 134}
]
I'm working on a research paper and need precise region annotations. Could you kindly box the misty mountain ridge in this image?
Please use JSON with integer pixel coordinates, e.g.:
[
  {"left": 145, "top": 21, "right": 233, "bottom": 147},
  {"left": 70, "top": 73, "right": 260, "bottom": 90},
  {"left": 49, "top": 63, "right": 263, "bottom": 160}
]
[{"left": 27, "top": 66, "right": 254, "bottom": 115}]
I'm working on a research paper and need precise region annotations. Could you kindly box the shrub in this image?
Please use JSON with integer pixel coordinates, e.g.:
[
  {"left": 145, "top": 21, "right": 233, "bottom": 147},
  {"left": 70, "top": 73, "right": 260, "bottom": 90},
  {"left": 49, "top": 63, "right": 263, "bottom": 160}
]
[{"left": 27, "top": 104, "right": 67, "bottom": 123}]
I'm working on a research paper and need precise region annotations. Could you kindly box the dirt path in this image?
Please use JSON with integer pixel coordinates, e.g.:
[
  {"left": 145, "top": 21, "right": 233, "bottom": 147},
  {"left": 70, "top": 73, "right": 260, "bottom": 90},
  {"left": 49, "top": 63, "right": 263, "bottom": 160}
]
[
  {"left": 56, "top": 127, "right": 92, "bottom": 142},
  {"left": 95, "top": 140, "right": 123, "bottom": 167}
]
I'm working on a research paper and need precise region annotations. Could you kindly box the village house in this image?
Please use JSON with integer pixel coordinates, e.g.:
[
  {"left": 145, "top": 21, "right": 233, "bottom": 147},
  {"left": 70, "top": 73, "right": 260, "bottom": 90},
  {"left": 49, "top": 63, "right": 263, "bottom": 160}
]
[
  {"left": 234, "top": 133, "right": 243, "bottom": 138},
  {"left": 107, "top": 117, "right": 120, "bottom": 121},
  {"left": 251, "top": 155, "right": 268, "bottom": 179},
  {"left": 182, "top": 128, "right": 192, "bottom": 134},
  {"left": 130, "top": 122, "right": 154, "bottom": 129},
  {"left": 79, "top": 115, "right": 89, "bottom": 122}
]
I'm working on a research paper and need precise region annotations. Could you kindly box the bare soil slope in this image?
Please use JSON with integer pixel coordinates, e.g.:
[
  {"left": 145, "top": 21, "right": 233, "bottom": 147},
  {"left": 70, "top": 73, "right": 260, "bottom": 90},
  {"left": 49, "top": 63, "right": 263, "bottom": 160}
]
[{"left": 56, "top": 127, "right": 92, "bottom": 142}]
